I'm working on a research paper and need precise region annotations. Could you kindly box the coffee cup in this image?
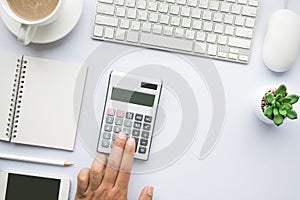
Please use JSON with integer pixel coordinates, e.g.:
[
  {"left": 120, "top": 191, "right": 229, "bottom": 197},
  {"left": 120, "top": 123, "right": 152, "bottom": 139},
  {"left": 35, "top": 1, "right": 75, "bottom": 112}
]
[{"left": 0, "top": 0, "right": 65, "bottom": 45}]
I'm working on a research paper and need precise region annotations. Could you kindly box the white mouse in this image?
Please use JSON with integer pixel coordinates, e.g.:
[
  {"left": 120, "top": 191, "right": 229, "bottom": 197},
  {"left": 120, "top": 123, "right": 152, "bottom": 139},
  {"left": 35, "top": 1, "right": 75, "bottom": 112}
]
[{"left": 262, "top": 9, "right": 300, "bottom": 72}]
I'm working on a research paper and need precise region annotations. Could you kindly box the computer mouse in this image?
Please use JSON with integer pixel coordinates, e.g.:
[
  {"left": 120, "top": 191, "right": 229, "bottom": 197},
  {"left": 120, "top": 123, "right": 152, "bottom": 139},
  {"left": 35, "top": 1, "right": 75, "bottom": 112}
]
[{"left": 262, "top": 9, "right": 300, "bottom": 72}]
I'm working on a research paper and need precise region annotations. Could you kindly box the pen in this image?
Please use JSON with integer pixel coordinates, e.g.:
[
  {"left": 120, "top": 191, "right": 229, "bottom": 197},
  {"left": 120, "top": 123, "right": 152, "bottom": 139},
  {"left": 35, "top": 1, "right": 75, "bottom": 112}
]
[{"left": 0, "top": 153, "right": 73, "bottom": 167}]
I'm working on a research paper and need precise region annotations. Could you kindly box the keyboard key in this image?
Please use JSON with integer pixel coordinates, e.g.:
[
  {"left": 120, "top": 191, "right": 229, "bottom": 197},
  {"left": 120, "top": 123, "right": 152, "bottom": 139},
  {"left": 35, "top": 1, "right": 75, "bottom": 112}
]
[
  {"left": 101, "top": 139, "right": 110, "bottom": 148},
  {"left": 112, "top": 133, "right": 117, "bottom": 140},
  {"left": 199, "top": 0, "right": 209, "bottom": 8},
  {"left": 104, "top": 124, "right": 113, "bottom": 132},
  {"left": 207, "top": 44, "right": 217, "bottom": 56},
  {"left": 231, "top": 4, "right": 241, "bottom": 14},
  {"left": 220, "top": 2, "right": 230, "bottom": 13},
  {"left": 126, "top": 112, "right": 134, "bottom": 119},
  {"left": 209, "top": 0, "right": 219, "bottom": 11},
  {"left": 170, "top": 5, "right": 180, "bottom": 15},
  {"left": 245, "top": 17, "right": 255, "bottom": 28},
  {"left": 148, "top": 1, "right": 157, "bottom": 11},
  {"left": 99, "top": 0, "right": 113, "bottom": 3},
  {"left": 103, "top": 132, "right": 111, "bottom": 139},
  {"left": 116, "top": 7, "right": 126, "bottom": 17},
  {"left": 115, "top": 117, "right": 123, "bottom": 125},
  {"left": 126, "top": 0, "right": 136, "bottom": 7},
  {"left": 235, "top": 16, "right": 245, "bottom": 26},
  {"left": 94, "top": 25, "right": 104, "bottom": 37},
  {"left": 195, "top": 32, "right": 206, "bottom": 41},
  {"left": 194, "top": 42, "right": 207, "bottom": 54},
  {"left": 120, "top": 19, "right": 130, "bottom": 28},
  {"left": 140, "top": 33, "right": 193, "bottom": 52},
  {"left": 164, "top": 26, "right": 173, "bottom": 36},
  {"left": 140, "top": 139, "right": 148, "bottom": 146},
  {"left": 235, "top": 27, "right": 253, "bottom": 39},
  {"left": 138, "top": 147, "right": 147, "bottom": 154},
  {"left": 115, "top": 0, "right": 125, "bottom": 5},
  {"left": 228, "top": 37, "right": 251, "bottom": 49},
  {"left": 170, "top": 16, "right": 180, "bottom": 26},
  {"left": 104, "top": 27, "right": 115, "bottom": 38},
  {"left": 132, "top": 129, "right": 141, "bottom": 136},
  {"left": 97, "top": 4, "right": 115, "bottom": 15},
  {"left": 95, "top": 15, "right": 118, "bottom": 27},
  {"left": 136, "top": 0, "right": 147, "bottom": 9},
  {"left": 207, "top": 33, "right": 216, "bottom": 43},
  {"left": 239, "top": 55, "right": 249, "bottom": 62},
  {"left": 134, "top": 122, "right": 142, "bottom": 129},
  {"left": 191, "top": 8, "right": 201, "bottom": 18},
  {"left": 133, "top": 137, "right": 139, "bottom": 152},
  {"left": 141, "top": 131, "right": 150, "bottom": 138},
  {"left": 144, "top": 116, "right": 152, "bottom": 123},
  {"left": 228, "top": 53, "right": 238, "bottom": 60},
  {"left": 115, "top": 29, "right": 126, "bottom": 40},
  {"left": 241, "top": 6, "right": 257, "bottom": 17}
]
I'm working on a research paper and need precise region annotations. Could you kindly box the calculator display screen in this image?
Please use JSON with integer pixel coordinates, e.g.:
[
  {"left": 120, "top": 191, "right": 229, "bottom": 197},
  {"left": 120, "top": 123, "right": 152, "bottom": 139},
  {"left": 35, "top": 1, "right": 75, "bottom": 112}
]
[
  {"left": 111, "top": 87, "right": 155, "bottom": 107},
  {"left": 6, "top": 173, "right": 61, "bottom": 200}
]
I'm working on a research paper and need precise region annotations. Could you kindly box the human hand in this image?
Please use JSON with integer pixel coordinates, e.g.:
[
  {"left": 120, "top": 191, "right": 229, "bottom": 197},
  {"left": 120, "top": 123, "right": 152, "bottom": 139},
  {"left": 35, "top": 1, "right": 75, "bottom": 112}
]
[{"left": 75, "top": 132, "right": 154, "bottom": 200}]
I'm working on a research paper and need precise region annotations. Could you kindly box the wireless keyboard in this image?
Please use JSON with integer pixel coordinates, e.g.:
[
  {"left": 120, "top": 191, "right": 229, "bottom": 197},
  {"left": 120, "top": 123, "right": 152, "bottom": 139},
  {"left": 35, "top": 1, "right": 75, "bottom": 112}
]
[{"left": 92, "top": 0, "right": 259, "bottom": 64}]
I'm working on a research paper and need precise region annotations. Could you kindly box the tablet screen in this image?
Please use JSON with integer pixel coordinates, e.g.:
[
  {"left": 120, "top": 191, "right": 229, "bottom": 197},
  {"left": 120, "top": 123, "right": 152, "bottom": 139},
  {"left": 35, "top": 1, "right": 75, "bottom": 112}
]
[{"left": 6, "top": 173, "right": 61, "bottom": 200}]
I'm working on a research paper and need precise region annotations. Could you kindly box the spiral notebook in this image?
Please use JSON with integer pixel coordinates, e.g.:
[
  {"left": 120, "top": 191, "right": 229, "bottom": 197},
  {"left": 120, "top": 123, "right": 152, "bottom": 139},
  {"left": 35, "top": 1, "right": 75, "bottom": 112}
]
[{"left": 0, "top": 51, "right": 88, "bottom": 151}]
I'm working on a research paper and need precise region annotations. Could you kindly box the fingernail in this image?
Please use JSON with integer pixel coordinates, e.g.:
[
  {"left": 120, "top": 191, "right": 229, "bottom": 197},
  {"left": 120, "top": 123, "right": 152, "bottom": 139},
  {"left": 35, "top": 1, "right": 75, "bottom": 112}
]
[
  {"left": 118, "top": 132, "right": 126, "bottom": 140},
  {"left": 147, "top": 186, "right": 154, "bottom": 197},
  {"left": 127, "top": 137, "right": 135, "bottom": 146}
]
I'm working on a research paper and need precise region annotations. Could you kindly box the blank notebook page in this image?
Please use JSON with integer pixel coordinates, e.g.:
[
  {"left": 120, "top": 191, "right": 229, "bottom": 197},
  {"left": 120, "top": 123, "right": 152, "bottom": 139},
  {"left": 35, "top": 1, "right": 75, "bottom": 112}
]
[
  {"left": 11, "top": 56, "right": 85, "bottom": 151},
  {"left": 0, "top": 52, "right": 20, "bottom": 141}
]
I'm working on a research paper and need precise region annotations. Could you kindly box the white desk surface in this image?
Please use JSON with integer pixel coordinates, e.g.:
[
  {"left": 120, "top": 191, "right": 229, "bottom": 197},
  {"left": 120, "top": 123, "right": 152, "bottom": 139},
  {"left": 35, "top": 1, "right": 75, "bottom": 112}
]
[{"left": 1, "top": 0, "right": 300, "bottom": 199}]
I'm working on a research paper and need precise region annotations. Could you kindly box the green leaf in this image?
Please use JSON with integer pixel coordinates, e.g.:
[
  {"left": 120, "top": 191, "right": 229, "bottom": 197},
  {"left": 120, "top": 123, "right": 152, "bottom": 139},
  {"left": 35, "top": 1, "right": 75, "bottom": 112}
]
[
  {"left": 282, "top": 97, "right": 291, "bottom": 103},
  {"left": 287, "top": 94, "right": 299, "bottom": 104},
  {"left": 286, "top": 109, "right": 298, "bottom": 120},
  {"left": 264, "top": 106, "right": 273, "bottom": 117},
  {"left": 284, "top": 103, "right": 292, "bottom": 110},
  {"left": 273, "top": 107, "right": 279, "bottom": 116},
  {"left": 273, "top": 115, "right": 284, "bottom": 126},
  {"left": 276, "top": 84, "right": 287, "bottom": 96},
  {"left": 275, "top": 102, "right": 281, "bottom": 108},
  {"left": 265, "top": 93, "right": 275, "bottom": 104},
  {"left": 275, "top": 94, "right": 282, "bottom": 102},
  {"left": 279, "top": 108, "right": 287, "bottom": 116}
]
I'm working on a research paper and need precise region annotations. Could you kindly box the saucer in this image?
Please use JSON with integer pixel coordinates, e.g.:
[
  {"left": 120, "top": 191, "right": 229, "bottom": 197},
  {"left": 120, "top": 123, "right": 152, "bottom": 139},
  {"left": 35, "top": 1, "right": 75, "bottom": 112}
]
[{"left": 0, "top": 0, "right": 83, "bottom": 44}]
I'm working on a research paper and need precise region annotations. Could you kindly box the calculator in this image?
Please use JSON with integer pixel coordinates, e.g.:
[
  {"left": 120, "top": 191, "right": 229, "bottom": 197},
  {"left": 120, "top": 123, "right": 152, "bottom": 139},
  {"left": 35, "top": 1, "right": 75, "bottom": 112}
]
[{"left": 97, "top": 71, "right": 162, "bottom": 160}]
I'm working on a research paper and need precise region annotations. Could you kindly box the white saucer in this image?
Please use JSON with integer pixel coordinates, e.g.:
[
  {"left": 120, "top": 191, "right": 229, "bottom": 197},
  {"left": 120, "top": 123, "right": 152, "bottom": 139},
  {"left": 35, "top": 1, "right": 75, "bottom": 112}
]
[{"left": 0, "top": 0, "right": 83, "bottom": 44}]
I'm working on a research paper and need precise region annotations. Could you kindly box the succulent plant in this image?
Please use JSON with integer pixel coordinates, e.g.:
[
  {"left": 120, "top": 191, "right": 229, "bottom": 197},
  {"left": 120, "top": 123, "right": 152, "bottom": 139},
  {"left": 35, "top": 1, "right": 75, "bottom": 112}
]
[{"left": 262, "top": 84, "right": 299, "bottom": 126}]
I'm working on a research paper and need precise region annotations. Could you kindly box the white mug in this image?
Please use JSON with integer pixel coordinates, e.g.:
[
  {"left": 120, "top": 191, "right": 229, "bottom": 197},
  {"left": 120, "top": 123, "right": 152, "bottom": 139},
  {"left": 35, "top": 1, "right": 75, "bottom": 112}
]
[{"left": 0, "top": 0, "right": 65, "bottom": 45}]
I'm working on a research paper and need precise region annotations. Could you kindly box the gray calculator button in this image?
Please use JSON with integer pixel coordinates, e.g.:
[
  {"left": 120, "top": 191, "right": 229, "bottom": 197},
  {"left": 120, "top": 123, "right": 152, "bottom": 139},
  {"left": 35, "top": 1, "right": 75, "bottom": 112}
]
[
  {"left": 123, "top": 127, "right": 131, "bottom": 135},
  {"left": 141, "top": 131, "right": 150, "bottom": 138},
  {"left": 112, "top": 133, "right": 117, "bottom": 140},
  {"left": 132, "top": 129, "right": 140, "bottom": 137},
  {"left": 138, "top": 147, "right": 147, "bottom": 154},
  {"left": 126, "top": 112, "right": 134, "bottom": 119},
  {"left": 114, "top": 126, "right": 122, "bottom": 133},
  {"left": 101, "top": 139, "right": 110, "bottom": 148},
  {"left": 135, "top": 114, "right": 143, "bottom": 121},
  {"left": 124, "top": 119, "right": 133, "bottom": 127},
  {"left": 140, "top": 139, "right": 148, "bottom": 146},
  {"left": 144, "top": 116, "right": 152, "bottom": 123},
  {"left": 103, "top": 132, "right": 111, "bottom": 139},
  {"left": 115, "top": 117, "right": 123, "bottom": 126},
  {"left": 110, "top": 141, "right": 114, "bottom": 148},
  {"left": 143, "top": 123, "right": 151, "bottom": 131},
  {"left": 106, "top": 116, "right": 114, "bottom": 124},
  {"left": 104, "top": 124, "right": 113, "bottom": 132},
  {"left": 134, "top": 122, "right": 142, "bottom": 129}
]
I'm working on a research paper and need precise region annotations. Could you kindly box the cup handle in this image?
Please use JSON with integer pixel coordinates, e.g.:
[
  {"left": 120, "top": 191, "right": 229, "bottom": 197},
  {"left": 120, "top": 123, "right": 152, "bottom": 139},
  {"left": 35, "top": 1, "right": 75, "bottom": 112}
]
[{"left": 17, "top": 24, "right": 37, "bottom": 45}]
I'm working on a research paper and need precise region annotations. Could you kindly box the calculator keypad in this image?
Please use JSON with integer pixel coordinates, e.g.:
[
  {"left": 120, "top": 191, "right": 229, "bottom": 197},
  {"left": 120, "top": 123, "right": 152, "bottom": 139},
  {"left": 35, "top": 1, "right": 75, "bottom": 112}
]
[{"left": 100, "top": 108, "right": 154, "bottom": 159}]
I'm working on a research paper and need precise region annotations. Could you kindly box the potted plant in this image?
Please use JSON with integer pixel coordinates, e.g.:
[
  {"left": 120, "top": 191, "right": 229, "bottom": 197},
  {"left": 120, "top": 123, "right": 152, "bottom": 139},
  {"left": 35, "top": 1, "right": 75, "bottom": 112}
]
[{"left": 257, "top": 84, "right": 299, "bottom": 126}]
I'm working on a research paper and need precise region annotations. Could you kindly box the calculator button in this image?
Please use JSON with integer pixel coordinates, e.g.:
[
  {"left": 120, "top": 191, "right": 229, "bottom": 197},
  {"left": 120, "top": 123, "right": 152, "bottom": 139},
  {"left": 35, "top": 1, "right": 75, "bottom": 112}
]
[
  {"left": 133, "top": 137, "right": 139, "bottom": 152},
  {"left": 123, "top": 127, "right": 131, "bottom": 135},
  {"left": 143, "top": 123, "right": 151, "bottom": 131},
  {"left": 115, "top": 117, "right": 123, "bottom": 126},
  {"left": 124, "top": 119, "right": 133, "bottom": 127},
  {"left": 140, "top": 139, "right": 148, "bottom": 146},
  {"left": 103, "top": 132, "right": 111, "bottom": 139},
  {"left": 104, "top": 124, "right": 113, "bottom": 132},
  {"left": 101, "top": 139, "right": 110, "bottom": 148},
  {"left": 135, "top": 114, "right": 143, "bottom": 121},
  {"left": 105, "top": 116, "right": 114, "bottom": 124},
  {"left": 144, "top": 115, "right": 152, "bottom": 123},
  {"left": 134, "top": 122, "right": 142, "bottom": 129},
  {"left": 107, "top": 108, "right": 115, "bottom": 116},
  {"left": 141, "top": 131, "right": 150, "bottom": 138},
  {"left": 110, "top": 140, "right": 114, "bottom": 148},
  {"left": 132, "top": 129, "right": 141, "bottom": 137},
  {"left": 116, "top": 110, "right": 125, "bottom": 118},
  {"left": 126, "top": 112, "right": 134, "bottom": 119},
  {"left": 114, "top": 126, "right": 122, "bottom": 133},
  {"left": 138, "top": 147, "right": 147, "bottom": 154},
  {"left": 112, "top": 133, "right": 117, "bottom": 140}
]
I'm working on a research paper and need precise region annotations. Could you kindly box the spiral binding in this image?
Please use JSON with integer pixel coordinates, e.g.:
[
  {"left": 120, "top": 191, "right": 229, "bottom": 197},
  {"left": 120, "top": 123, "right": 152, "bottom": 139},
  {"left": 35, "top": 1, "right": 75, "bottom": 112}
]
[{"left": 6, "top": 57, "right": 27, "bottom": 140}]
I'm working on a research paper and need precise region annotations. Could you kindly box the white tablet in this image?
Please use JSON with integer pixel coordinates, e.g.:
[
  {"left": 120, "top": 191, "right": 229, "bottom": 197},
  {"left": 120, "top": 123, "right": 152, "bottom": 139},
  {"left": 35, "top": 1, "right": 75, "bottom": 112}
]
[{"left": 0, "top": 170, "right": 70, "bottom": 200}]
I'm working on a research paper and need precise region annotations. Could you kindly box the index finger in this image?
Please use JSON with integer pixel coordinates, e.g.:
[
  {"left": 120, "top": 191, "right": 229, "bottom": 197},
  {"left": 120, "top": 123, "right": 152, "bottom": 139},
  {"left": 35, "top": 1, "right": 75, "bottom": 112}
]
[{"left": 115, "top": 137, "right": 135, "bottom": 188}]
